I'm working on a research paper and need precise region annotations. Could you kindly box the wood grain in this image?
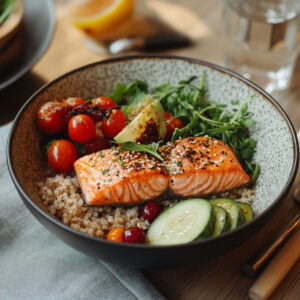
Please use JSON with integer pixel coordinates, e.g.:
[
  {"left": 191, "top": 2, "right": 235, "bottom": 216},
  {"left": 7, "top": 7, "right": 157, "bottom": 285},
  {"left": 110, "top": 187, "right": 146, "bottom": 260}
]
[
  {"left": 3, "top": 0, "right": 299, "bottom": 299},
  {"left": 249, "top": 228, "right": 300, "bottom": 300}
]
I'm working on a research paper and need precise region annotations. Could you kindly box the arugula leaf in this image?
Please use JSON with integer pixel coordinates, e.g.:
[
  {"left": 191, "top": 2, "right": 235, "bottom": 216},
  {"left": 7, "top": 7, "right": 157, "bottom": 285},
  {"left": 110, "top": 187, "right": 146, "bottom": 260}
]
[
  {"left": 118, "top": 141, "right": 163, "bottom": 162},
  {"left": 231, "top": 100, "right": 239, "bottom": 105}
]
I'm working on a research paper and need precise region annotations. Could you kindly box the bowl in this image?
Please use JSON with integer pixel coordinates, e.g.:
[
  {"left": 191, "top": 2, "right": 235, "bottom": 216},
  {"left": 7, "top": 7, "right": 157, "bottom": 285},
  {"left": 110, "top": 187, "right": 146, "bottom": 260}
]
[
  {"left": 7, "top": 55, "right": 299, "bottom": 268},
  {"left": 0, "top": 0, "right": 55, "bottom": 90}
]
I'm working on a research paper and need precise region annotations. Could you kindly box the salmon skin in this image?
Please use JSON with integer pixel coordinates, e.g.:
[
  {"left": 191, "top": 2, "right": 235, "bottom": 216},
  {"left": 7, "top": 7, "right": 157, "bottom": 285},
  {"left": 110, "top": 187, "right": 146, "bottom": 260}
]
[
  {"left": 74, "top": 137, "right": 250, "bottom": 206},
  {"left": 160, "top": 137, "right": 250, "bottom": 197},
  {"left": 74, "top": 148, "right": 169, "bottom": 205}
]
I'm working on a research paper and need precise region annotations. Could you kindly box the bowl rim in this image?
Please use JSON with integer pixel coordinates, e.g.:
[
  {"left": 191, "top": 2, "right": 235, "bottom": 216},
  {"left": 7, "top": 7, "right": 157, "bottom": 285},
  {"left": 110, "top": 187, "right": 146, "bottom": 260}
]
[
  {"left": 7, "top": 54, "right": 299, "bottom": 249},
  {"left": 0, "top": 0, "right": 56, "bottom": 90}
]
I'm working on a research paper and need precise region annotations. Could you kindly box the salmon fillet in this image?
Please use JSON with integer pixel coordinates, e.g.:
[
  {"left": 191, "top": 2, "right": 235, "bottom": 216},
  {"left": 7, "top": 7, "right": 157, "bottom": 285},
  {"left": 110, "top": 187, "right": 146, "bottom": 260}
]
[
  {"left": 159, "top": 137, "right": 250, "bottom": 197},
  {"left": 74, "top": 148, "right": 169, "bottom": 205}
]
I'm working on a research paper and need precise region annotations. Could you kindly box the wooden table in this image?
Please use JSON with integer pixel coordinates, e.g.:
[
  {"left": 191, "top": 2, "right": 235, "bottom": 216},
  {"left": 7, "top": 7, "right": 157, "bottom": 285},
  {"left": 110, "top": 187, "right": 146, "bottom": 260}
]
[{"left": 1, "top": 0, "right": 299, "bottom": 299}]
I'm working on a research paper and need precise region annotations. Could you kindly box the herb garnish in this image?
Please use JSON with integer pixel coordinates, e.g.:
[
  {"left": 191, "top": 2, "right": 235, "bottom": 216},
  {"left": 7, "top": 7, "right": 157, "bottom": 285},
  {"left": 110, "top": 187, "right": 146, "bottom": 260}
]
[
  {"left": 102, "top": 169, "right": 109, "bottom": 175},
  {"left": 118, "top": 142, "right": 163, "bottom": 162}
]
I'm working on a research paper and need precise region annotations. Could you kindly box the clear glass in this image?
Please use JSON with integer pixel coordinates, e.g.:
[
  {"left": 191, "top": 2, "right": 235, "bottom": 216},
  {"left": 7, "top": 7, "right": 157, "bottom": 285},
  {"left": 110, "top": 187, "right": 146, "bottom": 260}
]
[{"left": 222, "top": 0, "right": 300, "bottom": 93}]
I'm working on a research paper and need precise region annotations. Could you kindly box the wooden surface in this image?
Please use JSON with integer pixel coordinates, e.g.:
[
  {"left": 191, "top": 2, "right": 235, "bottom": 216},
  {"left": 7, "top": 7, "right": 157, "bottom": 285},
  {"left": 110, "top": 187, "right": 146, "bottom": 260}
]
[{"left": 1, "top": 0, "right": 300, "bottom": 299}]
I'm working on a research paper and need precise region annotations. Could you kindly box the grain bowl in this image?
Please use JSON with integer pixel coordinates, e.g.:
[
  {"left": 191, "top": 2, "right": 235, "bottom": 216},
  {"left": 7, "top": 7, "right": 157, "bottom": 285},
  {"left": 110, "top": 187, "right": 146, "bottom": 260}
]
[{"left": 7, "top": 55, "right": 298, "bottom": 268}]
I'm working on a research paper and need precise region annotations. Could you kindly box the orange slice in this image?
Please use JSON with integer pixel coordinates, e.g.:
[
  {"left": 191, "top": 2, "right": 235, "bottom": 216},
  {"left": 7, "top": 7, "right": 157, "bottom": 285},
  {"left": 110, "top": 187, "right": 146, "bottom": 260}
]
[{"left": 70, "top": 0, "right": 135, "bottom": 36}]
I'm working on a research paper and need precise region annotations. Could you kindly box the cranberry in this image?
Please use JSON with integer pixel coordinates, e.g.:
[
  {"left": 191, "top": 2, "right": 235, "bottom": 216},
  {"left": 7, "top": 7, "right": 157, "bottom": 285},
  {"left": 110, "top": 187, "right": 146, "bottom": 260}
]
[
  {"left": 122, "top": 227, "right": 145, "bottom": 243},
  {"left": 142, "top": 201, "right": 160, "bottom": 222}
]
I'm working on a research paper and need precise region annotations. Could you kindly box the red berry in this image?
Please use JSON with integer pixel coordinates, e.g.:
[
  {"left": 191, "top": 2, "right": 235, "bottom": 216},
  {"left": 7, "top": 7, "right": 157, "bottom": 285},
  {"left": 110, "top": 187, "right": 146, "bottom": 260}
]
[
  {"left": 142, "top": 201, "right": 160, "bottom": 222},
  {"left": 122, "top": 227, "right": 145, "bottom": 243}
]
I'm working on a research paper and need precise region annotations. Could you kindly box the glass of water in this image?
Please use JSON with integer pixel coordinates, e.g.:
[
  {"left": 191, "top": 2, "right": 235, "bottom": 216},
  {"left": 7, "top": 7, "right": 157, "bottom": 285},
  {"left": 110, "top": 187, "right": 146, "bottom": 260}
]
[{"left": 222, "top": 0, "right": 300, "bottom": 93}]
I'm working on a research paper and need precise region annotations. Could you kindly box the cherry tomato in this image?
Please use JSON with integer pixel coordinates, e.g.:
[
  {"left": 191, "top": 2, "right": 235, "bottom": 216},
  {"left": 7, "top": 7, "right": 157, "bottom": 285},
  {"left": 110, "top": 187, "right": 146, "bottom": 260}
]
[
  {"left": 92, "top": 96, "right": 116, "bottom": 109},
  {"left": 164, "top": 112, "right": 184, "bottom": 141},
  {"left": 142, "top": 201, "right": 160, "bottom": 222},
  {"left": 36, "top": 102, "right": 67, "bottom": 135},
  {"left": 63, "top": 98, "right": 87, "bottom": 123},
  {"left": 65, "top": 97, "right": 87, "bottom": 111},
  {"left": 68, "top": 114, "right": 96, "bottom": 143},
  {"left": 122, "top": 227, "right": 145, "bottom": 243},
  {"left": 84, "top": 135, "right": 110, "bottom": 154},
  {"left": 107, "top": 227, "right": 124, "bottom": 242},
  {"left": 88, "top": 97, "right": 117, "bottom": 122},
  {"left": 101, "top": 109, "right": 127, "bottom": 138},
  {"left": 47, "top": 140, "right": 78, "bottom": 173}
]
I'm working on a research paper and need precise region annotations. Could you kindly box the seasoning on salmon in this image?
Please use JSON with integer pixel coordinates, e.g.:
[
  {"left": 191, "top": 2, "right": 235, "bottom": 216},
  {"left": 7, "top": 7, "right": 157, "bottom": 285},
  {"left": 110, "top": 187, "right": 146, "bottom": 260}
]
[
  {"left": 74, "top": 148, "right": 169, "bottom": 205},
  {"left": 159, "top": 136, "right": 250, "bottom": 197}
]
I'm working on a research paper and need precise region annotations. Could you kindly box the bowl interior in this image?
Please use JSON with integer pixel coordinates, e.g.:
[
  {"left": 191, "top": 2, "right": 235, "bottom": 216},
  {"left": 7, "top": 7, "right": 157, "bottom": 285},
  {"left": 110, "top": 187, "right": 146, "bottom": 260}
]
[{"left": 10, "top": 57, "right": 296, "bottom": 218}]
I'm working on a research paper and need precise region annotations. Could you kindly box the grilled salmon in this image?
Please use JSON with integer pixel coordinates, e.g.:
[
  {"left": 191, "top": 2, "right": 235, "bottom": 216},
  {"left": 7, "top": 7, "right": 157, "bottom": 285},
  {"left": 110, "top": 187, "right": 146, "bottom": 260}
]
[
  {"left": 160, "top": 137, "right": 250, "bottom": 197},
  {"left": 74, "top": 148, "right": 169, "bottom": 205}
]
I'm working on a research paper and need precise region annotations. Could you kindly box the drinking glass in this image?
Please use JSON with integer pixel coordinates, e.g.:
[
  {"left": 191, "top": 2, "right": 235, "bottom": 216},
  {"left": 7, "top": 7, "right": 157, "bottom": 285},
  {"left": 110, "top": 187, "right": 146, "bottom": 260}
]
[{"left": 223, "top": 0, "right": 300, "bottom": 93}]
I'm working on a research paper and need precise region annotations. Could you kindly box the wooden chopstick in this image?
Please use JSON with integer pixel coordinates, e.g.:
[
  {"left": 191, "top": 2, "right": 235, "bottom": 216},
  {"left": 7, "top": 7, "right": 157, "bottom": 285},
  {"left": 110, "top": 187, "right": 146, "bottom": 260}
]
[{"left": 248, "top": 228, "right": 300, "bottom": 300}]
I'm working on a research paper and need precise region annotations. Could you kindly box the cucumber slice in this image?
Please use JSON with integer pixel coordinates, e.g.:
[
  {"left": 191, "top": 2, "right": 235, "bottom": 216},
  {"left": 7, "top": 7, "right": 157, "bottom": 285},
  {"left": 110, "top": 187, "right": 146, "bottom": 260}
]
[
  {"left": 209, "top": 198, "right": 244, "bottom": 230},
  {"left": 211, "top": 205, "right": 230, "bottom": 236},
  {"left": 146, "top": 199, "right": 214, "bottom": 245},
  {"left": 238, "top": 202, "right": 254, "bottom": 223}
]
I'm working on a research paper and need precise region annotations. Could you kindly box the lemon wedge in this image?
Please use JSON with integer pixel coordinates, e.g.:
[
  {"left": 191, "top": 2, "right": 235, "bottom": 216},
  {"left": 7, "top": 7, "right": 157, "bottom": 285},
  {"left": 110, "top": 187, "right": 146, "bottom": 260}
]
[{"left": 70, "top": 0, "right": 135, "bottom": 36}]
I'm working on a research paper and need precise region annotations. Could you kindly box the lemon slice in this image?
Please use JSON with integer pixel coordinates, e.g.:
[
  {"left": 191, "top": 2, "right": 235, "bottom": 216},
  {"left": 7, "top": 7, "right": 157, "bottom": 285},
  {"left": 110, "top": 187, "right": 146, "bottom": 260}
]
[{"left": 70, "top": 0, "right": 135, "bottom": 36}]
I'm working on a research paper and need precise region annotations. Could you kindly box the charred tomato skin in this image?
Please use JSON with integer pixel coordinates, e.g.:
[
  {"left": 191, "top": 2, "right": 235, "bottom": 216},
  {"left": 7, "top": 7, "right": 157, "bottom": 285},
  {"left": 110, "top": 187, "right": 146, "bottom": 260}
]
[{"left": 47, "top": 140, "right": 78, "bottom": 173}]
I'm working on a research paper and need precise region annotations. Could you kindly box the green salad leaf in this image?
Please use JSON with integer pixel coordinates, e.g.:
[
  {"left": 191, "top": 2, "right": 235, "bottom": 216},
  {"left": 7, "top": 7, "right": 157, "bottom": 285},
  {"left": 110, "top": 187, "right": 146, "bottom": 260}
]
[
  {"left": 118, "top": 141, "right": 163, "bottom": 162},
  {"left": 0, "top": 0, "right": 18, "bottom": 25},
  {"left": 109, "top": 81, "right": 148, "bottom": 105}
]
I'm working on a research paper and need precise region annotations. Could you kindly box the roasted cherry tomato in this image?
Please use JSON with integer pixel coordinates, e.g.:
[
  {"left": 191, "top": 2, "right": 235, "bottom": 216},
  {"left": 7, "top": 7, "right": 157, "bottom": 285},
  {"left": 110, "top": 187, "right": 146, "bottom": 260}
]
[
  {"left": 68, "top": 114, "right": 96, "bottom": 143},
  {"left": 164, "top": 112, "right": 184, "bottom": 140},
  {"left": 65, "top": 97, "right": 87, "bottom": 111},
  {"left": 122, "top": 227, "right": 145, "bottom": 243},
  {"left": 47, "top": 140, "right": 78, "bottom": 173},
  {"left": 88, "top": 97, "right": 117, "bottom": 122},
  {"left": 101, "top": 109, "right": 127, "bottom": 138},
  {"left": 92, "top": 96, "right": 116, "bottom": 109},
  {"left": 84, "top": 135, "right": 110, "bottom": 154},
  {"left": 36, "top": 102, "right": 67, "bottom": 135},
  {"left": 63, "top": 98, "right": 87, "bottom": 123},
  {"left": 107, "top": 227, "right": 124, "bottom": 242}
]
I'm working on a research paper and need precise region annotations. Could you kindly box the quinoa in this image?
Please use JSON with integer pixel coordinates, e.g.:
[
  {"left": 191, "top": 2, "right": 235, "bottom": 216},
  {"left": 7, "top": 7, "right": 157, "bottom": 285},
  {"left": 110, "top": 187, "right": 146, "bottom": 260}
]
[
  {"left": 37, "top": 174, "right": 152, "bottom": 238},
  {"left": 37, "top": 174, "right": 254, "bottom": 239}
]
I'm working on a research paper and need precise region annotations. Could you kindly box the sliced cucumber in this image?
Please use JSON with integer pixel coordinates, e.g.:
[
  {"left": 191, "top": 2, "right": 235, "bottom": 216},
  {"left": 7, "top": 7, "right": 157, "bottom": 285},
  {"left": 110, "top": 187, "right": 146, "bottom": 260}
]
[
  {"left": 238, "top": 202, "right": 254, "bottom": 223},
  {"left": 211, "top": 205, "right": 230, "bottom": 236},
  {"left": 209, "top": 198, "right": 244, "bottom": 230},
  {"left": 146, "top": 199, "right": 214, "bottom": 245}
]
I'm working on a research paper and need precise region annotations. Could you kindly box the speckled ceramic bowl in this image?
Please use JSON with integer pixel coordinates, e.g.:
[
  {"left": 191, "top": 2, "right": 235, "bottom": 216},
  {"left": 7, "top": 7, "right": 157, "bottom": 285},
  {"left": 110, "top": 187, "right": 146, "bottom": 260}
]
[{"left": 7, "top": 55, "right": 299, "bottom": 268}]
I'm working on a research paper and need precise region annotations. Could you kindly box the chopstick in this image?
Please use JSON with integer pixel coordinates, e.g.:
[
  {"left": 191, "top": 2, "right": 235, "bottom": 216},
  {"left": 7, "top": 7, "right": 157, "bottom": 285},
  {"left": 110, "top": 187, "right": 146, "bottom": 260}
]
[
  {"left": 248, "top": 225, "right": 300, "bottom": 300},
  {"left": 243, "top": 215, "right": 300, "bottom": 277}
]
